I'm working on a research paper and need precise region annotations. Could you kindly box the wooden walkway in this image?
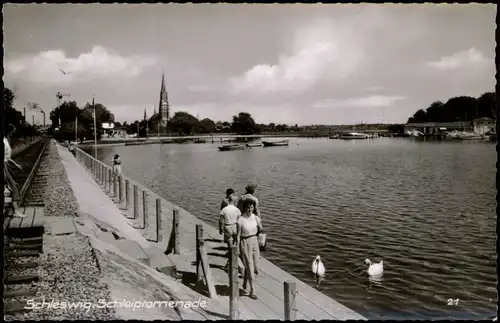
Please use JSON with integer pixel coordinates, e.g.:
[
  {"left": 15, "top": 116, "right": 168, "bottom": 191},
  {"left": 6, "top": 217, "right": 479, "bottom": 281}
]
[
  {"left": 96, "top": 177, "right": 366, "bottom": 320},
  {"left": 4, "top": 206, "right": 45, "bottom": 238}
]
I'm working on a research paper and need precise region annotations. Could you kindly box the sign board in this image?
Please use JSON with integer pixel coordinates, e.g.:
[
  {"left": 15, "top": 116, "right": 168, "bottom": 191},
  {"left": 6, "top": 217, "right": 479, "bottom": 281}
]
[{"left": 102, "top": 122, "right": 115, "bottom": 129}]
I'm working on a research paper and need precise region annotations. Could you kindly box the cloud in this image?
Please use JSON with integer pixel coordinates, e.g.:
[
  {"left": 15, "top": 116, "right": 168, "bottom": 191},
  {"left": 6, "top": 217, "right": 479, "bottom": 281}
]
[
  {"left": 314, "top": 95, "right": 407, "bottom": 109},
  {"left": 365, "top": 86, "right": 385, "bottom": 92},
  {"left": 229, "top": 19, "right": 364, "bottom": 94},
  {"left": 425, "top": 48, "right": 492, "bottom": 71},
  {"left": 5, "top": 46, "right": 157, "bottom": 86}
]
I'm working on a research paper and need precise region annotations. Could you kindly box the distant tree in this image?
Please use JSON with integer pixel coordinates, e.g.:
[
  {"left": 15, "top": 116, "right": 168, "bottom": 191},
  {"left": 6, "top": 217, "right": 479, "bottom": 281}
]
[
  {"left": 169, "top": 112, "right": 200, "bottom": 135},
  {"left": 477, "top": 92, "right": 496, "bottom": 119},
  {"left": 49, "top": 101, "right": 81, "bottom": 127},
  {"left": 81, "top": 102, "right": 115, "bottom": 128},
  {"left": 387, "top": 124, "right": 405, "bottom": 134},
  {"left": 232, "top": 112, "right": 258, "bottom": 134},
  {"left": 198, "top": 118, "right": 216, "bottom": 133},
  {"left": 407, "top": 93, "right": 494, "bottom": 123}
]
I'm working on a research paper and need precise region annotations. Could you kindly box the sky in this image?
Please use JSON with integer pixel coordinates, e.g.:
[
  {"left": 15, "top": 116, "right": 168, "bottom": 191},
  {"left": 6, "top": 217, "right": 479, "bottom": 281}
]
[{"left": 3, "top": 4, "right": 496, "bottom": 126}]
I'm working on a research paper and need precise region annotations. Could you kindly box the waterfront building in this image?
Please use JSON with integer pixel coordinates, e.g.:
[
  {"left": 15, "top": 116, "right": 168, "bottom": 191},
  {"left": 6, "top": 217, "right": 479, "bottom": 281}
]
[
  {"left": 473, "top": 117, "right": 495, "bottom": 135},
  {"left": 404, "top": 121, "right": 473, "bottom": 134}
]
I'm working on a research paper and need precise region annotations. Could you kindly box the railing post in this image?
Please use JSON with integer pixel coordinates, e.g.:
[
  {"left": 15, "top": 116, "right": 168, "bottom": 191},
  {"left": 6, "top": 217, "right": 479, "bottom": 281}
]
[
  {"left": 156, "top": 198, "right": 161, "bottom": 242},
  {"left": 196, "top": 224, "right": 204, "bottom": 282},
  {"left": 284, "top": 281, "right": 297, "bottom": 321},
  {"left": 142, "top": 190, "right": 148, "bottom": 229},
  {"left": 133, "top": 185, "right": 138, "bottom": 219},
  {"left": 108, "top": 169, "right": 112, "bottom": 193},
  {"left": 229, "top": 243, "right": 239, "bottom": 320},
  {"left": 125, "top": 180, "right": 130, "bottom": 210},
  {"left": 101, "top": 164, "right": 105, "bottom": 183},
  {"left": 118, "top": 176, "right": 123, "bottom": 203},
  {"left": 113, "top": 173, "right": 118, "bottom": 198},
  {"left": 173, "top": 209, "right": 180, "bottom": 254}
]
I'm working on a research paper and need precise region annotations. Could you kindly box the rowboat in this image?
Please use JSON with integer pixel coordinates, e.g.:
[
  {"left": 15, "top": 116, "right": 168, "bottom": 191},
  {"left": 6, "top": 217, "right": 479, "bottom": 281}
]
[
  {"left": 340, "top": 132, "right": 369, "bottom": 139},
  {"left": 246, "top": 143, "right": 262, "bottom": 148},
  {"left": 218, "top": 144, "right": 245, "bottom": 151},
  {"left": 262, "top": 140, "right": 289, "bottom": 147}
]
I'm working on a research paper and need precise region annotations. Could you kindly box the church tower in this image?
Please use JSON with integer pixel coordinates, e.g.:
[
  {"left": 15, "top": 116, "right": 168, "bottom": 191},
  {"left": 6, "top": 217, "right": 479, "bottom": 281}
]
[{"left": 159, "top": 73, "right": 170, "bottom": 123}]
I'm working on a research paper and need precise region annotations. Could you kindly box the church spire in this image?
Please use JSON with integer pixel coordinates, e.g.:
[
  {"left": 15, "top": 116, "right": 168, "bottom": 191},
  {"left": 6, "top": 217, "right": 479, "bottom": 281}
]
[
  {"left": 153, "top": 104, "right": 156, "bottom": 115},
  {"left": 159, "top": 73, "right": 169, "bottom": 122},
  {"left": 143, "top": 107, "right": 147, "bottom": 121}
]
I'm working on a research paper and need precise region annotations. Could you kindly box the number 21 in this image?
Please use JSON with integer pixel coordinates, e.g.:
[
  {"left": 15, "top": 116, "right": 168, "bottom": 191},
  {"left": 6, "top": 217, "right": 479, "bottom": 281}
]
[{"left": 447, "top": 298, "right": 459, "bottom": 306}]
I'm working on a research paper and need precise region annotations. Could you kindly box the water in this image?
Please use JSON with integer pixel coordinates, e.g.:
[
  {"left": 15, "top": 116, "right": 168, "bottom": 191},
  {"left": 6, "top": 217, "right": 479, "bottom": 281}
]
[{"left": 92, "top": 138, "right": 497, "bottom": 320}]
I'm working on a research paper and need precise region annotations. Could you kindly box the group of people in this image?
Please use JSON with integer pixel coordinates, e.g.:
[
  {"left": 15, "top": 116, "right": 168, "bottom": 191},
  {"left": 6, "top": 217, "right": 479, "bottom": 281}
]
[
  {"left": 4, "top": 124, "right": 27, "bottom": 218},
  {"left": 219, "top": 184, "right": 263, "bottom": 300}
]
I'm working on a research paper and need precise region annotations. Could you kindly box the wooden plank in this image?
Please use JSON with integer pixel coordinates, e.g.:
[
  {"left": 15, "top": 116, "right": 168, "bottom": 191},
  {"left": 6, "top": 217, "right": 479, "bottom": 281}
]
[
  {"left": 6, "top": 250, "right": 41, "bottom": 257},
  {"left": 4, "top": 301, "right": 31, "bottom": 314},
  {"left": 9, "top": 236, "right": 42, "bottom": 244},
  {"left": 4, "top": 215, "right": 12, "bottom": 231},
  {"left": 3, "top": 288, "right": 37, "bottom": 298},
  {"left": 168, "top": 254, "right": 195, "bottom": 274},
  {"left": 8, "top": 243, "right": 43, "bottom": 250},
  {"left": 4, "top": 274, "right": 39, "bottom": 284},
  {"left": 31, "top": 207, "right": 44, "bottom": 228},
  {"left": 6, "top": 261, "right": 38, "bottom": 269},
  {"left": 199, "top": 245, "right": 217, "bottom": 299},
  {"left": 8, "top": 207, "right": 26, "bottom": 229},
  {"left": 19, "top": 207, "right": 36, "bottom": 228}
]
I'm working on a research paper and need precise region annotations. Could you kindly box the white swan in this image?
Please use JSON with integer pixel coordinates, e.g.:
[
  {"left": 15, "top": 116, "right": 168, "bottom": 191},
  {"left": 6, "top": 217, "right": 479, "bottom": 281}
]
[
  {"left": 312, "top": 255, "right": 326, "bottom": 277},
  {"left": 365, "top": 259, "right": 383, "bottom": 276}
]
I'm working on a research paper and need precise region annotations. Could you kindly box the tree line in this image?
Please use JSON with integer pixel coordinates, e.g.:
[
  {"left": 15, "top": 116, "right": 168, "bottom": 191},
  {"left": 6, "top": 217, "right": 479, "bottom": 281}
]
[
  {"left": 3, "top": 88, "right": 40, "bottom": 138},
  {"left": 407, "top": 92, "right": 495, "bottom": 124}
]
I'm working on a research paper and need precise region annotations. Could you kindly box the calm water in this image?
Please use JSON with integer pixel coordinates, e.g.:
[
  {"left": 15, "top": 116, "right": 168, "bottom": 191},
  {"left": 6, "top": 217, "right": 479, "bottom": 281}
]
[{"left": 93, "top": 138, "right": 497, "bottom": 320}]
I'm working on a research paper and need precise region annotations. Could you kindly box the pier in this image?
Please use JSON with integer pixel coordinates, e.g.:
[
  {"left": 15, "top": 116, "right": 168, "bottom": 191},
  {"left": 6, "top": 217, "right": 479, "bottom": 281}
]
[
  {"left": 71, "top": 145, "right": 365, "bottom": 320},
  {"left": 3, "top": 138, "right": 365, "bottom": 320}
]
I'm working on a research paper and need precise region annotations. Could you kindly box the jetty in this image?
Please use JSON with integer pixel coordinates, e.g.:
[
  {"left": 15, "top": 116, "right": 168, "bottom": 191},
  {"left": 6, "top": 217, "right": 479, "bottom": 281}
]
[
  {"left": 72, "top": 147, "right": 366, "bottom": 320},
  {"left": 3, "top": 137, "right": 366, "bottom": 320}
]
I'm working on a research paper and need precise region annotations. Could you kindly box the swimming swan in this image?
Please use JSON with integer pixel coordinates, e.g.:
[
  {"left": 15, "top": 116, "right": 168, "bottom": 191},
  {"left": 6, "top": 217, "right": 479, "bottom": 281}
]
[
  {"left": 365, "top": 259, "right": 383, "bottom": 276},
  {"left": 312, "top": 256, "right": 326, "bottom": 277}
]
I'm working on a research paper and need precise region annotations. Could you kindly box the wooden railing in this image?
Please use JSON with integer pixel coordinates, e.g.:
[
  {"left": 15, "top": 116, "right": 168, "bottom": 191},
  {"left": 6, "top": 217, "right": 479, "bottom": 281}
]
[{"left": 73, "top": 146, "right": 299, "bottom": 320}]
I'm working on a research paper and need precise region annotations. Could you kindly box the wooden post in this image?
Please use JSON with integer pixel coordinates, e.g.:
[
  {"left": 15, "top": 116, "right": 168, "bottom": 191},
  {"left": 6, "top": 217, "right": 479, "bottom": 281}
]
[
  {"left": 142, "top": 190, "right": 148, "bottom": 229},
  {"left": 118, "top": 176, "right": 123, "bottom": 203},
  {"left": 133, "top": 185, "right": 138, "bottom": 219},
  {"left": 125, "top": 180, "right": 130, "bottom": 210},
  {"left": 108, "top": 169, "right": 112, "bottom": 193},
  {"left": 103, "top": 166, "right": 108, "bottom": 189},
  {"left": 284, "top": 281, "right": 297, "bottom": 321},
  {"left": 100, "top": 164, "right": 104, "bottom": 183},
  {"left": 229, "top": 243, "right": 239, "bottom": 320},
  {"left": 156, "top": 198, "right": 161, "bottom": 242},
  {"left": 173, "top": 209, "right": 180, "bottom": 254},
  {"left": 113, "top": 173, "right": 118, "bottom": 198},
  {"left": 196, "top": 224, "right": 204, "bottom": 282}
]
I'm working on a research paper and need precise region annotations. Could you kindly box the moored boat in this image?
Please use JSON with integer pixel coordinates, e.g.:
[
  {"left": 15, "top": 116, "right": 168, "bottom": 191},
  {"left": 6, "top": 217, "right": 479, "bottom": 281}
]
[
  {"left": 340, "top": 132, "right": 369, "bottom": 139},
  {"left": 246, "top": 143, "right": 262, "bottom": 148},
  {"left": 218, "top": 144, "right": 245, "bottom": 151},
  {"left": 262, "top": 140, "right": 289, "bottom": 147}
]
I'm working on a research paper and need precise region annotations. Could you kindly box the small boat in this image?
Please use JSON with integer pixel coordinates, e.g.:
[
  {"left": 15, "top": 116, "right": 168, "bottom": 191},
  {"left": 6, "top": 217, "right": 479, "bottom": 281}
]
[
  {"left": 194, "top": 138, "right": 206, "bottom": 143},
  {"left": 218, "top": 144, "right": 245, "bottom": 151},
  {"left": 340, "top": 132, "right": 369, "bottom": 139},
  {"left": 246, "top": 143, "right": 262, "bottom": 148},
  {"left": 329, "top": 135, "right": 339, "bottom": 139},
  {"left": 262, "top": 140, "right": 289, "bottom": 147},
  {"left": 457, "top": 132, "right": 484, "bottom": 140}
]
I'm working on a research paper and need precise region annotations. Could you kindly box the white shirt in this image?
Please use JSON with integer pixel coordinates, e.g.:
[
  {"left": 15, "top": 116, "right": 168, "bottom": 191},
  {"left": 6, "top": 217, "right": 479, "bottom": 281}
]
[
  {"left": 220, "top": 204, "right": 241, "bottom": 225},
  {"left": 4, "top": 137, "right": 11, "bottom": 161}
]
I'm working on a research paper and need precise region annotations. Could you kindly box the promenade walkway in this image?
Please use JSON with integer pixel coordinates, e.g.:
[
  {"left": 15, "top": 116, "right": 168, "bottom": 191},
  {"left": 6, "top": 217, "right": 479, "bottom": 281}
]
[{"left": 69, "top": 145, "right": 366, "bottom": 320}]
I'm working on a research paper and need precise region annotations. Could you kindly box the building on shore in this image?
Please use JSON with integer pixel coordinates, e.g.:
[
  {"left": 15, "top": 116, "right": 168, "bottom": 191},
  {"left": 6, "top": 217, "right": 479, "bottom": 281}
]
[
  {"left": 147, "top": 73, "right": 171, "bottom": 134},
  {"left": 404, "top": 121, "right": 474, "bottom": 134},
  {"left": 473, "top": 117, "right": 495, "bottom": 135}
]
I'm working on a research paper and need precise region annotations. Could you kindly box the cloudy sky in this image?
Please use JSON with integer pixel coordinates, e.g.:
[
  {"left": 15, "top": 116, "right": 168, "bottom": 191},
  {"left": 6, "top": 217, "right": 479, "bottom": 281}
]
[{"left": 4, "top": 4, "right": 495, "bottom": 125}]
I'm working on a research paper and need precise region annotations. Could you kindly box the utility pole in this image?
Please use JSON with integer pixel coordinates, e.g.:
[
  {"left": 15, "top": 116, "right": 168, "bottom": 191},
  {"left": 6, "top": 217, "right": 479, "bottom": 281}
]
[{"left": 93, "top": 96, "right": 97, "bottom": 158}]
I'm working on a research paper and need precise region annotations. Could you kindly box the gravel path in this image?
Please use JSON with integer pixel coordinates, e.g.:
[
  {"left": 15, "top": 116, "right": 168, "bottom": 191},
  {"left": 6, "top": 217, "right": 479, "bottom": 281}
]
[{"left": 4, "top": 140, "right": 117, "bottom": 321}]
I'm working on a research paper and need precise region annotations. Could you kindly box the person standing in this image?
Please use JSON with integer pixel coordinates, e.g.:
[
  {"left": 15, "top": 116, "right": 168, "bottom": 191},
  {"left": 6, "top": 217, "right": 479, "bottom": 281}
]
[
  {"left": 236, "top": 199, "right": 263, "bottom": 299},
  {"left": 4, "top": 124, "right": 26, "bottom": 218},
  {"left": 219, "top": 195, "right": 242, "bottom": 271},
  {"left": 112, "top": 154, "right": 122, "bottom": 178},
  {"left": 238, "top": 184, "right": 261, "bottom": 218},
  {"left": 220, "top": 188, "right": 236, "bottom": 211}
]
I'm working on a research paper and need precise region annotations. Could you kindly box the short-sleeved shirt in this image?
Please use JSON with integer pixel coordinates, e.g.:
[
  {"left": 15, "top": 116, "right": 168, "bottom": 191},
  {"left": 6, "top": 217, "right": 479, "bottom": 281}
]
[
  {"left": 238, "top": 213, "right": 262, "bottom": 238},
  {"left": 220, "top": 205, "right": 241, "bottom": 226},
  {"left": 237, "top": 194, "right": 260, "bottom": 217},
  {"left": 4, "top": 137, "right": 12, "bottom": 162}
]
